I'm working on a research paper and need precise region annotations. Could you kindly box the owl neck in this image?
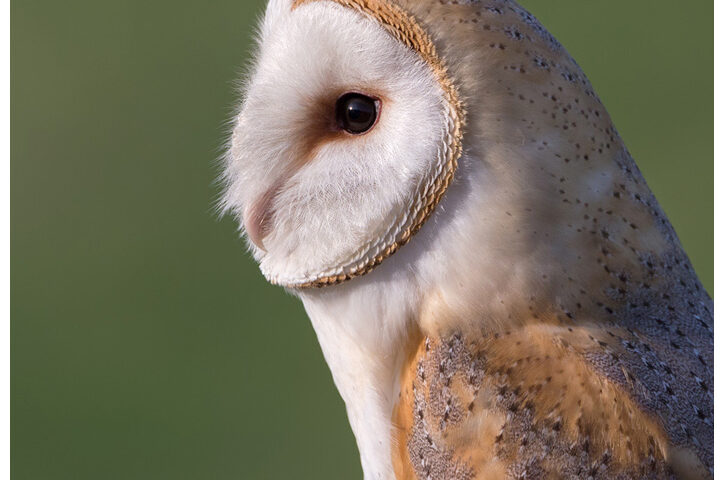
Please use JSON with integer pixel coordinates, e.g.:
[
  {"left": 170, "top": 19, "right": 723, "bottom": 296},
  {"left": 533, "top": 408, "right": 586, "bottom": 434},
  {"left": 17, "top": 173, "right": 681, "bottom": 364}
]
[{"left": 298, "top": 268, "right": 420, "bottom": 480}]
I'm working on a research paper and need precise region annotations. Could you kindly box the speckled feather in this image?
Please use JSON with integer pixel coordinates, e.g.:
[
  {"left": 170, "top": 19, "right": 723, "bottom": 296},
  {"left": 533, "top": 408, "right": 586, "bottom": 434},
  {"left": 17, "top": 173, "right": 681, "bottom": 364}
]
[{"left": 385, "top": 0, "right": 713, "bottom": 478}]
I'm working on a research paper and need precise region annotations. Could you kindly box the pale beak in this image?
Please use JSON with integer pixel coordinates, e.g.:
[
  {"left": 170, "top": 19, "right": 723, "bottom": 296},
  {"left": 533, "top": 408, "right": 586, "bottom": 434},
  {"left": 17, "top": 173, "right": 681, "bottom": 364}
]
[{"left": 243, "top": 184, "right": 280, "bottom": 252}]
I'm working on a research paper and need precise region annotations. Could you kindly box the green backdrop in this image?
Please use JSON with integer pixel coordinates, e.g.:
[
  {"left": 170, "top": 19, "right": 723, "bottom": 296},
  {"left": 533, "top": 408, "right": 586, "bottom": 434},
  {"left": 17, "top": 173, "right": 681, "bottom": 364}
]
[{"left": 12, "top": 1, "right": 712, "bottom": 479}]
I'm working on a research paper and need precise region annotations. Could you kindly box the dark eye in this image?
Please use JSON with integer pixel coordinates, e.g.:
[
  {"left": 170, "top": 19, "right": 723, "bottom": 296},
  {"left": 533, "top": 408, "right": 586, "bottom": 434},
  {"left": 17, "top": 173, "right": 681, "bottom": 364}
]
[{"left": 335, "top": 93, "right": 379, "bottom": 134}]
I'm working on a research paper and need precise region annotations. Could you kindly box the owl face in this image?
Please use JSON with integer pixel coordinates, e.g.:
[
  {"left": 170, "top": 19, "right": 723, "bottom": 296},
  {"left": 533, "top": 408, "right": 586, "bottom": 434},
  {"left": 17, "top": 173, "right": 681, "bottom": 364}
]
[{"left": 222, "top": 0, "right": 463, "bottom": 288}]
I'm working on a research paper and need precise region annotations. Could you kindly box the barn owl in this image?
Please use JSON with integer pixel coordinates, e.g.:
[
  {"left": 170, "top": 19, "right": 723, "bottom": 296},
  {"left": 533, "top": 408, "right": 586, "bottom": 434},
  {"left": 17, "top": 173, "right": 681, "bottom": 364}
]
[{"left": 221, "top": 0, "right": 713, "bottom": 478}]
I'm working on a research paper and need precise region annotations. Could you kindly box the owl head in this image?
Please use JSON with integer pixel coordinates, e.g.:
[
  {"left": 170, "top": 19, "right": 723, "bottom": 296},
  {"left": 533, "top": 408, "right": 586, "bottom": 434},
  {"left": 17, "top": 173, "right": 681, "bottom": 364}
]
[{"left": 221, "top": 0, "right": 464, "bottom": 288}]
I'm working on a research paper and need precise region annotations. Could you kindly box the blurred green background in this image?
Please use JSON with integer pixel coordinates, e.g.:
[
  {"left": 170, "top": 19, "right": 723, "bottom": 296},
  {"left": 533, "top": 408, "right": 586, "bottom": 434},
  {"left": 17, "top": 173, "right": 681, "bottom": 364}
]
[{"left": 11, "top": 1, "right": 712, "bottom": 479}]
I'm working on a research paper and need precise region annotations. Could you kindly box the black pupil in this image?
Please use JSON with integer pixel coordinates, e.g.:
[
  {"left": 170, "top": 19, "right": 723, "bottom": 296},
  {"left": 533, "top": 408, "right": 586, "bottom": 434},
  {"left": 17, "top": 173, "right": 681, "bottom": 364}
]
[{"left": 337, "top": 93, "right": 377, "bottom": 134}]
